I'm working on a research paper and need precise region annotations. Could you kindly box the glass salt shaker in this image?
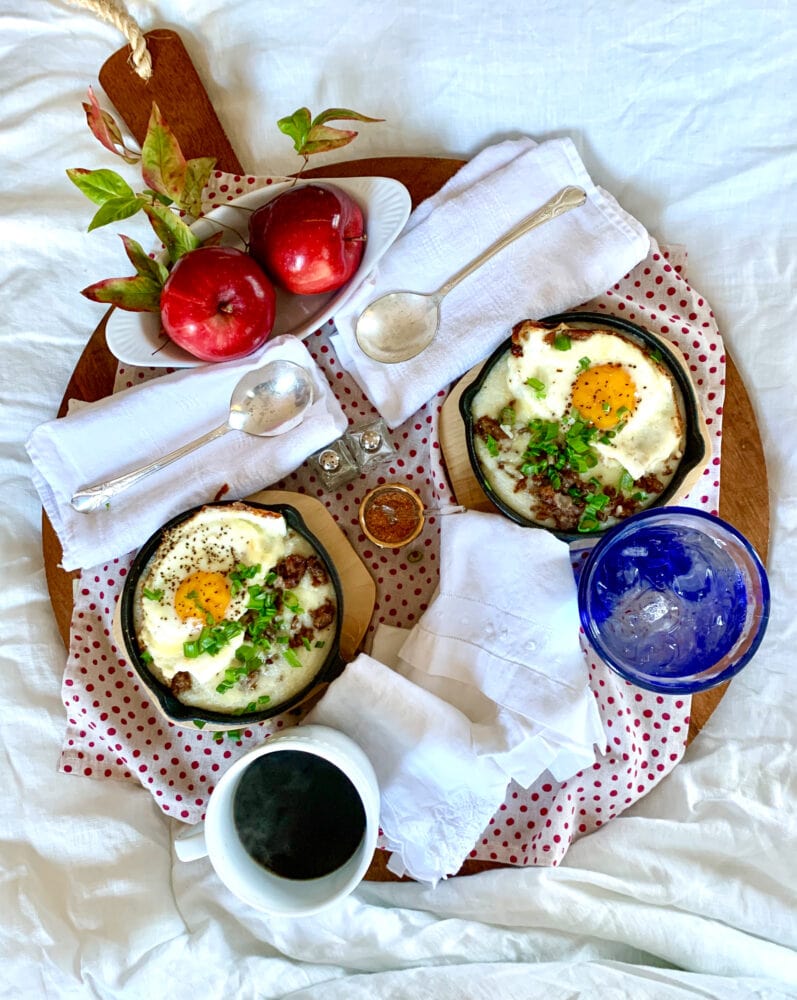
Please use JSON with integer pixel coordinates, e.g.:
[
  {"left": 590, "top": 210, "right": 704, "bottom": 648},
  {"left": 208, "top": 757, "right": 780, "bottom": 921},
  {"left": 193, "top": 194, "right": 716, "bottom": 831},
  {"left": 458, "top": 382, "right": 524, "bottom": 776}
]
[
  {"left": 345, "top": 417, "right": 394, "bottom": 471},
  {"left": 309, "top": 439, "right": 359, "bottom": 489}
]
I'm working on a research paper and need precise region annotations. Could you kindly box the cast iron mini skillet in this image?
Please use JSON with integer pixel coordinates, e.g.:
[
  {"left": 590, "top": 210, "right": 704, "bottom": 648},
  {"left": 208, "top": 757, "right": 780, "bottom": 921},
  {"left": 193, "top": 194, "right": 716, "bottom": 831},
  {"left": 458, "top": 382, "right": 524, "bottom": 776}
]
[
  {"left": 459, "top": 311, "right": 709, "bottom": 543},
  {"left": 119, "top": 500, "right": 344, "bottom": 728}
]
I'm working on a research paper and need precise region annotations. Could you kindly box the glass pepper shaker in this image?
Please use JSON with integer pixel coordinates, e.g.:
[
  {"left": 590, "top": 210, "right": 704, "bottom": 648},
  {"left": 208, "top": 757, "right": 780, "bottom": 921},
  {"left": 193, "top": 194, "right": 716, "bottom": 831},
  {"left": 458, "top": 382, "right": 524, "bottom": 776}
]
[
  {"left": 345, "top": 417, "right": 394, "bottom": 471},
  {"left": 309, "top": 439, "right": 359, "bottom": 489}
]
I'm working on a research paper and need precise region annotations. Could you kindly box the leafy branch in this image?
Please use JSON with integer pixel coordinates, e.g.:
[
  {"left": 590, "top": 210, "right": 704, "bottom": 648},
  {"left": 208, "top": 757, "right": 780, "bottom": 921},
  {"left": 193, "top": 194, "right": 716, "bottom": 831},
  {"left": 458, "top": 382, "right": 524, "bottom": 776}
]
[
  {"left": 69, "top": 89, "right": 383, "bottom": 313},
  {"left": 277, "top": 107, "right": 384, "bottom": 170},
  {"left": 68, "top": 90, "right": 215, "bottom": 311}
]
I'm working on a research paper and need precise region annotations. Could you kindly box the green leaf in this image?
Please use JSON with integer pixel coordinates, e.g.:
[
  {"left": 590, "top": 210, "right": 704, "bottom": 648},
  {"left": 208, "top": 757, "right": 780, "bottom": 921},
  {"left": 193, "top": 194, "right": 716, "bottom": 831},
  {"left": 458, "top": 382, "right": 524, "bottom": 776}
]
[
  {"left": 142, "top": 202, "right": 201, "bottom": 264},
  {"left": 277, "top": 106, "right": 383, "bottom": 158},
  {"left": 277, "top": 107, "right": 313, "bottom": 154},
  {"left": 180, "top": 156, "right": 216, "bottom": 217},
  {"left": 303, "top": 124, "right": 359, "bottom": 156},
  {"left": 119, "top": 235, "right": 169, "bottom": 283},
  {"left": 140, "top": 103, "right": 187, "bottom": 202},
  {"left": 311, "top": 107, "right": 384, "bottom": 128},
  {"left": 81, "top": 273, "right": 163, "bottom": 312},
  {"left": 87, "top": 195, "right": 146, "bottom": 232},
  {"left": 67, "top": 168, "right": 136, "bottom": 206}
]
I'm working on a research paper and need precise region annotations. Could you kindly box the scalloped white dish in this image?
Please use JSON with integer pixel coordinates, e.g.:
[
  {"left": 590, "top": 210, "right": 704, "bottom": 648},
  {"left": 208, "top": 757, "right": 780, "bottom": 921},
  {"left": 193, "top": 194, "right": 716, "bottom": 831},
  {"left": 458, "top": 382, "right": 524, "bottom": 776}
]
[{"left": 105, "top": 176, "right": 412, "bottom": 368}]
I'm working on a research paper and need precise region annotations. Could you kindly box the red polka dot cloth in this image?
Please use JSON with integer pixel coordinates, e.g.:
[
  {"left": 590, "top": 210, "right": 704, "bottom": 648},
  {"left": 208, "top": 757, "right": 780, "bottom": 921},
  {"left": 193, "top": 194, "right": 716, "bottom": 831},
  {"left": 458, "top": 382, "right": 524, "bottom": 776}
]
[{"left": 59, "top": 173, "right": 724, "bottom": 865}]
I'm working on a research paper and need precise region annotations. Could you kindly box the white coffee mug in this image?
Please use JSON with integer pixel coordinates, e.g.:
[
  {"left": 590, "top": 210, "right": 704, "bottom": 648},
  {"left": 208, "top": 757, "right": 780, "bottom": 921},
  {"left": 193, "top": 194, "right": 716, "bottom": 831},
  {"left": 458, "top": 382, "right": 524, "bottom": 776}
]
[{"left": 174, "top": 724, "right": 380, "bottom": 917}]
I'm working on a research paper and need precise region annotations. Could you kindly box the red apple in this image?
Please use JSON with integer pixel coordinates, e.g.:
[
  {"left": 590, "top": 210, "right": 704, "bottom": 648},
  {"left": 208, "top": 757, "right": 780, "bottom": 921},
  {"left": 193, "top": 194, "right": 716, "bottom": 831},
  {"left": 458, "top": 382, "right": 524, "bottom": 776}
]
[
  {"left": 248, "top": 183, "right": 365, "bottom": 295},
  {"left": 160, "top": 246, "right": 276, "bottom": 362}
]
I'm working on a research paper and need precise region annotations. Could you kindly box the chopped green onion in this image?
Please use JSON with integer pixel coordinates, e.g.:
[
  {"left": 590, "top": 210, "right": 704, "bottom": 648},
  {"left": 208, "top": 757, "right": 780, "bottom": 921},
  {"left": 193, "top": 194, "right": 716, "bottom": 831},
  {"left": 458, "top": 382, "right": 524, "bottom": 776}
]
[
  {"left": 193, "top": 719, "right": 206, "bottom": 729},
  {"left": 142, "top": 587, "right": 164, "bottom": 601},
  {"left": 649, "top": 347, "right": 663, "bottom": 363},
  {"left": 229, "top": 562, "right": 261, "bottom": 595},
  {"left": 283, "top": 591, "right": 302, "bottom": 613},
  {"left": 619, "top": 469, "right": 634, "bottom": 493},
  {"left": 485, "top": 434, "right": 499, "bottom": 457},
  {"left": 602, "top": 401, "right": 612, "bottom": 414},
  {"left": 183, "top": 619, "right": 244, "bottom": 659},
  {"left": 553, "top": 333, "right": 572, "bottom": 351},
  {"left": 314, "top": 640, "right": 326, "bottom": 649},
  {"left": 283, "top": 647, "right": 302, "bottom": 669},
  {"left": 577, "top": 356, "right": 591, "bottom": 373},
  {"left": 525, "top": 376, "right": 547, "bottom": 399},
  {"left": 499, "top": 406, "right": 516, "bottom": 426}
]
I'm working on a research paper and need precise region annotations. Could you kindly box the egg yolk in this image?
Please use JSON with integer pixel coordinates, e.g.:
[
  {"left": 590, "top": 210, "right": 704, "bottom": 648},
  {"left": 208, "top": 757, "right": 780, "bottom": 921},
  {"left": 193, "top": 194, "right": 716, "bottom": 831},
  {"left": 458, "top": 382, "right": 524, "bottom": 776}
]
[
  {"left": 571, "top": 363, "right": 637, "bottom": 429},
  {"left": 174, "top": 571, "right": 231, "bottom": 622}
]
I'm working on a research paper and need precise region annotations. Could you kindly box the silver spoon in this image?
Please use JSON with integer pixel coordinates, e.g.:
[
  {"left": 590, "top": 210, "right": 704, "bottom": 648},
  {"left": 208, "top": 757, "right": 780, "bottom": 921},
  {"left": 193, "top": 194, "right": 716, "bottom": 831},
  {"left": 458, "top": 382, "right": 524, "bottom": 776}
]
[
  {"left": 70, "top": 360, "right": 315, "bottom": 513},
  {"left": 355, "top": 185, "right": 587, "bottom": 364}
]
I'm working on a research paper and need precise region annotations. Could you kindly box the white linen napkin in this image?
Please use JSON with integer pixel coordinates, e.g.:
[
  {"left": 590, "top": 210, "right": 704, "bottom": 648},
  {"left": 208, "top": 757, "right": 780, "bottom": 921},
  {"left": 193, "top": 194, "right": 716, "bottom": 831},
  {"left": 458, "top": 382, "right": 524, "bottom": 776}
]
[
  {"left": 26, "top": 335, "right": 347, "bottom": 570},
  {"left": 307, "top": 509, "right": 605, "bottom": 883},
  {"left": 398, "top": 510, "right": 604, "bottom": 758},
  {"left": 304, "top": 653, "right": 510, "bottom": 884},
  {"left": 331, "top": 136, "right": 650, "bottom": 428},
  {"left": 373, "top": 624, "right": 602, "bottom": 789}
]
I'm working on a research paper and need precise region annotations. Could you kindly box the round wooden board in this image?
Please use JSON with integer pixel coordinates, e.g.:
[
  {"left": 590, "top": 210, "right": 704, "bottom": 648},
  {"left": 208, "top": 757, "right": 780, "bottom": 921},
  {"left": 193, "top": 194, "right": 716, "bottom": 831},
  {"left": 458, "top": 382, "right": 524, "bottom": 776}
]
[{"left": 41, "top": 155, "right": 769, "bottom": 880}]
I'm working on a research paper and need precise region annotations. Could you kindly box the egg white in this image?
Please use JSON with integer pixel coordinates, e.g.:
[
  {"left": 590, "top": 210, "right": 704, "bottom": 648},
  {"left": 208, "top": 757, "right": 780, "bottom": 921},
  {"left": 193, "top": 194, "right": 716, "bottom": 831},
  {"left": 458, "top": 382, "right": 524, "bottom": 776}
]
[
  {"left": 138, "top": 506, "right": 287, "bottom": 683},
  {"left": 507, "top": 325, "right": 683, "bottom": 479}
]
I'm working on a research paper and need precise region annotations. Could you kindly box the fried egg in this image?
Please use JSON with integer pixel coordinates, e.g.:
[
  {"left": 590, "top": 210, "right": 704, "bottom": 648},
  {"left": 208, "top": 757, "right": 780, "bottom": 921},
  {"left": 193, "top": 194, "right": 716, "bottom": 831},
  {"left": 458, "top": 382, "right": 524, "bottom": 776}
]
[
  {"left": 137, "top": 505, "right": 287, "bottom": 683},
  {"left": 507, "top": 322, "right": 684, "bottom": 479}
]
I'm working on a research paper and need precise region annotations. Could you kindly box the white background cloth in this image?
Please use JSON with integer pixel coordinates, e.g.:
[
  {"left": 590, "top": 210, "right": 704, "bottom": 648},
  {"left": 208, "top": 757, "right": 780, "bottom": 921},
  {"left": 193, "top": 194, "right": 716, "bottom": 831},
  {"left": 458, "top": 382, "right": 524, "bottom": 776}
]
[{"left": 2, "top": 2, "right": 796, "bottom": 998}]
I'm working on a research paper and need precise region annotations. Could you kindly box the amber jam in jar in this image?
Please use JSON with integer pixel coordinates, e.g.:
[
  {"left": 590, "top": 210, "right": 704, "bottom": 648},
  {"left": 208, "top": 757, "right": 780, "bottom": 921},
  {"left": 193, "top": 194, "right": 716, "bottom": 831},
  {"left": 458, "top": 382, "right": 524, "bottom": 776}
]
[{"left": 359, "top": 483, "right": 425, "bottom": 549}]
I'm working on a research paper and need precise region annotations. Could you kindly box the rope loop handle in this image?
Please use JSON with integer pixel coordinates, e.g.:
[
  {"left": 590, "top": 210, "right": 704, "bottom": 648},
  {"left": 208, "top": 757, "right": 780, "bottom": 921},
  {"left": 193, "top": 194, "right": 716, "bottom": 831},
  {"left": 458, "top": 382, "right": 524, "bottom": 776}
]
[{"left": 66, "top": 0, "right": 152, "bottom": 80}]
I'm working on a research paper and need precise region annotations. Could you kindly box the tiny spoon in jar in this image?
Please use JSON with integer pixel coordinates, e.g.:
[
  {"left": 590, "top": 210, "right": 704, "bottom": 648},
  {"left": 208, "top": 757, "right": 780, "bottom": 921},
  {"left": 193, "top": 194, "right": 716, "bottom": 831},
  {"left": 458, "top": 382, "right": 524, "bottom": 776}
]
[
  {"left": 70, "top": 360, "right": 315, "bottom": 513},
  {"left": 354, "top": 185, "right": 587, "bottom": 364}
]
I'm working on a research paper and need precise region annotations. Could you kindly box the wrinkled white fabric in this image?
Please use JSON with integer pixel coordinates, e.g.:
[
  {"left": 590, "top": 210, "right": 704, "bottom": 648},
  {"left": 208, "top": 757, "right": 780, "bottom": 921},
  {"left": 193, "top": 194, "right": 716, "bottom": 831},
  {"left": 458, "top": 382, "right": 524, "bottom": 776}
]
[
  {"left": 397, "top": 510, "right": 604, "bottom": 785},
  {"left": 2, "top": 1, "right": 796, "bottom": 998}
]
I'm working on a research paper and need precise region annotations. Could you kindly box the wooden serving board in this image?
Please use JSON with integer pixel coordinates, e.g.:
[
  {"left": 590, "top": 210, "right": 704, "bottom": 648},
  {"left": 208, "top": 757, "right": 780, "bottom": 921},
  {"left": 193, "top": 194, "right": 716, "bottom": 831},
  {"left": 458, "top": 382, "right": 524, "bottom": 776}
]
[{"left": 41, "top": 31, "right": 769, "bottom": 880}]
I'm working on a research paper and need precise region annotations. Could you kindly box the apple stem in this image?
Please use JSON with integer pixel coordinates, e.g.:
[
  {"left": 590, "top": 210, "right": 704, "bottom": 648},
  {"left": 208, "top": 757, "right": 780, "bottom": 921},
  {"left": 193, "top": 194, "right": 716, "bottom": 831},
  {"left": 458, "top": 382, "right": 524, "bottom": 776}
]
[
  {"left": 219, "top": 302, "right": 235, "bottom": 314},
  {"left": 345, "top": 235, "right": 368, "bottom": 244}
]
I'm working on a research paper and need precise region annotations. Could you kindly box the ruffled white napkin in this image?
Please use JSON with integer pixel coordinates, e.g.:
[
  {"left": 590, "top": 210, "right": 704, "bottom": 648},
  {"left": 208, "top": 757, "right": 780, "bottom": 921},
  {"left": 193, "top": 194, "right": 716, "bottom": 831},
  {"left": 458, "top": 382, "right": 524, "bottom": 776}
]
[
  {"left": 305, "top": 653, "right": 510, "bottom": 884},
  {"left": 331, "top": 136, "right": 650, "bottom": 428},
  {"left": 26, "top": 335, "right": 347, "bottom": 570},
  {"left": 307, "top": 509, "right": 605, "bottom": 883}
]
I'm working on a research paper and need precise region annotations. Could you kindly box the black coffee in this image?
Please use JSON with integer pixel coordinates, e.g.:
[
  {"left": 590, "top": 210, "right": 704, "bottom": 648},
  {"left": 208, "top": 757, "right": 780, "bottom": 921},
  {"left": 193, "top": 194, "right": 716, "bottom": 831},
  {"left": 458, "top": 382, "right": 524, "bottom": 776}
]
[{"left": 233, "top": 750, "right": 367, "bottom": 880}]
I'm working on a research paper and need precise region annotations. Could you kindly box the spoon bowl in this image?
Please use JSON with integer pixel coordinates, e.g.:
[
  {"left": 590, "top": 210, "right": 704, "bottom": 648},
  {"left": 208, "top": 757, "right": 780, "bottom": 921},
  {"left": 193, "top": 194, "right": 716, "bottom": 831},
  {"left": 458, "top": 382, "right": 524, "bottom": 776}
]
[
  {"left": 70, "top": 359, "right": 315, "bottom": 513},
  {"left": 354, "top": 185, "right": 587, "bottom": 364},
  {"left": 227, "top": 360, "right": 315, "bottom": 436}
]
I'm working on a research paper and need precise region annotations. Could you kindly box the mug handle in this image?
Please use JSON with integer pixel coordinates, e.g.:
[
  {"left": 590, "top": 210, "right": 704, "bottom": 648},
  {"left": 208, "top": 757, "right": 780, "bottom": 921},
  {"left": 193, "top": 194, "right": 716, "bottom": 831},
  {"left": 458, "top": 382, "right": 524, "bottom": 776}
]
[{"left": 173, "top": 824, "right": 209, "bottom": 862}]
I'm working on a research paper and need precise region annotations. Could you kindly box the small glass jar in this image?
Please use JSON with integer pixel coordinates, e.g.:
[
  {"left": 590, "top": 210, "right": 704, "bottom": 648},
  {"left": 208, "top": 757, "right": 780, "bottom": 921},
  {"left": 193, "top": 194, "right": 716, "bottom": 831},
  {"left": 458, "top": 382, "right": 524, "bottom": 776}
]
[
  {"left": 309, "top": 439, "right": 359, "bottom": 490},
  {"left": 359, "top": 483, "right": 425, "bottom": 549},
  {"left": 345, "top": 417, "right": 394, "bottom": 472}
]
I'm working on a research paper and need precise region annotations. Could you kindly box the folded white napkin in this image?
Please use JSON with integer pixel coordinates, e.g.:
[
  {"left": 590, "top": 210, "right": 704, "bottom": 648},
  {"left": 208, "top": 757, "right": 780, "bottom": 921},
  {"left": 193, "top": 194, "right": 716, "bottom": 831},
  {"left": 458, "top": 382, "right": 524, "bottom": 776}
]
[
  {"left": 401, "top": 510, "right": 599, "bottom": 719},
  {"left": 304, "top": 653, "right": 510, "bottom": 884},
  {"left": 307, "top": 509, "right": 604, "bottom": 883},
  {"left": 26, "top": 335, "right": 347, "bottom": 570},
  {"left": 331, "top": 136, "right": 650, "bottom": 428},
  {"left": 374, "top": 624, "right": 602, "bottom": 789}
]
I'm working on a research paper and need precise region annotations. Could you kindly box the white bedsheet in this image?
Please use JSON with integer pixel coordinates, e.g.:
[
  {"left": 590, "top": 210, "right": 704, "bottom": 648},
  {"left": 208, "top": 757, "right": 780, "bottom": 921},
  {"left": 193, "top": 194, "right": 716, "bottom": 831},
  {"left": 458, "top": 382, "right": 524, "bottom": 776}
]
[{"left": 2, "top": 2, "right": 795, "bottom": 997}]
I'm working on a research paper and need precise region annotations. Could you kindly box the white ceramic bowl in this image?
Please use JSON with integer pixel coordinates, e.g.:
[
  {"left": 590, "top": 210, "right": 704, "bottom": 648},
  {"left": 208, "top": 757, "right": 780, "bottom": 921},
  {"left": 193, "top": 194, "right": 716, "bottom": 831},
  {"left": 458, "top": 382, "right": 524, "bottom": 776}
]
[{"left": 105, "top": 175, "right": 411, "bottom": 368}]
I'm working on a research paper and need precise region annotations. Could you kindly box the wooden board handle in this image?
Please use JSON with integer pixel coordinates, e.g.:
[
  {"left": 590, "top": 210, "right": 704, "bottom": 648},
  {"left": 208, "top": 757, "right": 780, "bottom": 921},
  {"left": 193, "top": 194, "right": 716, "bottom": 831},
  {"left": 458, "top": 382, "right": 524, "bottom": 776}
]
[{"left": 98, "top": 28, "right": 244, "bottom": 174}]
